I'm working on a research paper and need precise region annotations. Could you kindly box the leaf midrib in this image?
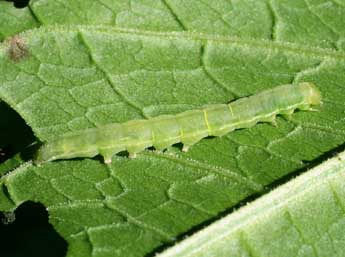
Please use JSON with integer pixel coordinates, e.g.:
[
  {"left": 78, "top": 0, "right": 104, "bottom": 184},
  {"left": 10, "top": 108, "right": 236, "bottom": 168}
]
[
  {"left": 75, "top": 26, "right": 345, "bottom": 60},
  {"left": 2, "top": 25, "right": 344, "bottom": 62}
]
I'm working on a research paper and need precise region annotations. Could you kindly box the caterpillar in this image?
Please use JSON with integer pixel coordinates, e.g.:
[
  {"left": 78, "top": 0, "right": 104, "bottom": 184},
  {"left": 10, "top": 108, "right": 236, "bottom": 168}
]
[{"left": 36, "top": 83, "right": 321, "bottom": 164}]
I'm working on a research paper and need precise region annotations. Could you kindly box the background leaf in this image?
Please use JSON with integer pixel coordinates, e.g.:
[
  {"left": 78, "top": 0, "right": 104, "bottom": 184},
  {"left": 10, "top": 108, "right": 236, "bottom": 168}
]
[
  {"left": 159, "top": 152, "right": 345, "bottom": 257},
  {"left": 0, "top": 1, "right": 345, "bottom": 257}
]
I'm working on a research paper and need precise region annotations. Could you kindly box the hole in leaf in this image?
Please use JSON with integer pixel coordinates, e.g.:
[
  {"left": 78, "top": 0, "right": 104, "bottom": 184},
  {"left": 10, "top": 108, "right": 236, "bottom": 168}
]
[
  {"left": 5, "top": 0, "right": 30, "bottom": 8},
  {"left": 0, "top": 201, "right": 67, "bottom": 257},
  {"left": 0, "top": 101, "right": 36, "bottom": 164}
]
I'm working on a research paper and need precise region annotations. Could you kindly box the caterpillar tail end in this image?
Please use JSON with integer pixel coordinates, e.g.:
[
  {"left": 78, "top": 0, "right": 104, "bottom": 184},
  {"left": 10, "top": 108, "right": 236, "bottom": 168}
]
[{"left": 34, "top": 145, "right": 48, "bottom": 166}]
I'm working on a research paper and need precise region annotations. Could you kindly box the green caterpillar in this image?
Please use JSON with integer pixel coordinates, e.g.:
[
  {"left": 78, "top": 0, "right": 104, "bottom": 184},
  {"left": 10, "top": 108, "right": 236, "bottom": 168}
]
[{"left": 36, "top": 83, "right": 322, "bottom": 164}]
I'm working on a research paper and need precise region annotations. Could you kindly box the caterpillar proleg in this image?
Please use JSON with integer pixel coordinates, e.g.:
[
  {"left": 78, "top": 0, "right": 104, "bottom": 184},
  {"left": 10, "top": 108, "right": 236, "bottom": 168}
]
[{"left": 36, "top": 83, "right": 322, "bottom": 164}]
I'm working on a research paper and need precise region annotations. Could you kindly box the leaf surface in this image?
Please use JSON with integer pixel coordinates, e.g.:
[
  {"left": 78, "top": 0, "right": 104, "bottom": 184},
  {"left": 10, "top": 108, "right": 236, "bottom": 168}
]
[
  {"left": 3, "top": 0, "right": 345, "bottom": 50},
  {"left": 0, "top": 1, "right": 345, "bottom": 257},
  {"left": 159, "top": 152, "right": 345, "bottom": 257},
  {"left": 0, "top": 1, "right": 39, "bottom": 41}
]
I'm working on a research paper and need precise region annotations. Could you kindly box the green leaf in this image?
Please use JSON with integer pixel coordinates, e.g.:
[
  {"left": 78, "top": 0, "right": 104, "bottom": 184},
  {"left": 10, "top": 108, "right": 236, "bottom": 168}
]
[
  {"left": 0, "top": 1, "right": 39, "bottom": 41},
  {"left": 4, "top": 0, "right": 345, "bottom": 50},
  {"left": 159, "top": 152, "right": 345, "bottom": 257},
  {"left": 0, "top": 1, "right": 345, "bottom": 257},
  {"left": 0, "top": 154, "right": 23, "bottom": 176},
  {"left": 2, "top": 158, "right": 256, "bottom": 256},
  {"left": 1, "top": 24, "right": 344, "bottom": 256}
]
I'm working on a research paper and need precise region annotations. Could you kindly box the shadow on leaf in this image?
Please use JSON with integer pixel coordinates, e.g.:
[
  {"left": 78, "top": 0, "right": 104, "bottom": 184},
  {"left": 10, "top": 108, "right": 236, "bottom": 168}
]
[{"left": 0, "top": 201, "right": 67, "bottom": 257}]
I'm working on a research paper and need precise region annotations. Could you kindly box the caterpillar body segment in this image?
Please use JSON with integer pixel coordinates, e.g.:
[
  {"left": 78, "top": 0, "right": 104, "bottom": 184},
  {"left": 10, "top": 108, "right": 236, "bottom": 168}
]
[{"left": 36, "top": 82, "right": 321, "bottom": 164}]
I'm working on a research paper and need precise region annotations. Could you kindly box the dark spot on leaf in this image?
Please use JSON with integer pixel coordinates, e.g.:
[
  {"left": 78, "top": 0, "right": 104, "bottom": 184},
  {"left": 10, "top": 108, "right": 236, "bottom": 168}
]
[
  {"left": 7, "top": 35, "right": 29, "bottom": 62},
  {"left": 0, "top": 202, "right": 67, "bottom": 257}
]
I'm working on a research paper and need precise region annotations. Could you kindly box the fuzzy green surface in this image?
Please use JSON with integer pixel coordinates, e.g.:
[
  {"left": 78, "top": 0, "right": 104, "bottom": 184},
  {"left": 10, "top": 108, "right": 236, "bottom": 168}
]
[
  {"left": 0, "top": 1, "right": 39, "bottom": 42},
  {"left": 159, "top": 151, "right": 345, "bottom": 257},
  {"left": 6, "top": 0, "right": 345, "bottom": 51},
  {"left": 0, "top": 1, "right": 345, "bottom": 257}
]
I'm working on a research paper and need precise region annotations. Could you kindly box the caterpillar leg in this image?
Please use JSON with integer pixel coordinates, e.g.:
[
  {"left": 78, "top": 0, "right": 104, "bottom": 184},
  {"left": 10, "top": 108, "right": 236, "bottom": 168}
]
[
  {"left": 280, "top": 109, "right": 294, "bottom": 121},
  {"left": 104, "top": 157, "right": 112, "bottom": 164},
  {"left": 270, "top": 118, "right": 278, "bottom": 127},
  {"left": 99, "top": 150, "right": 113, "bottom": 164},
  {"left": 153, "top": 139, "right": 179, "bottom": 152},
  {"left": 182, "top": 145, "right": 190, "bottom": 152},
  {"left": 126, "top": 145, "right": 144, "bottom": 159},
  {"left": 153, "top": 145, "right": 168, "bottom": 152},
  {"left": 260, "top": 114, "right": 277, "bottom": 127},
  {"left": 180, "top": 135, "right": 204, "bottom": 153},
  {"left": 127, "top": 152, "right": 137, "bottom": 159}
]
